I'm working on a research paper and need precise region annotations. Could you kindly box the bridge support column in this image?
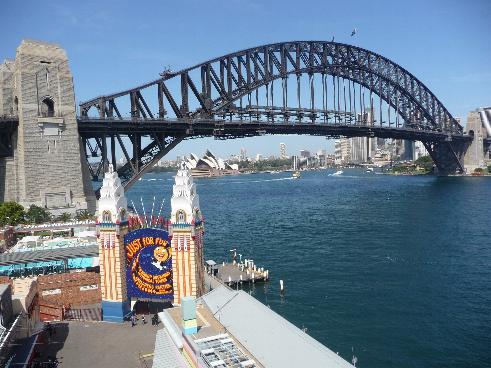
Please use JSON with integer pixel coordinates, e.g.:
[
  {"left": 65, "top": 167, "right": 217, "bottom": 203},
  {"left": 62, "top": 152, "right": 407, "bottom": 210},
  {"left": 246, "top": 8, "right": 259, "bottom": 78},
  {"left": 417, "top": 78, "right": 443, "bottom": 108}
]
[
  {"left": 424, "top": 140, "right": 468, "bottom": 175},
  {"left": 463, "top": 110, "right": 487, "bottom": 173},
  {"left": 0, "top": 40, "right": 96, "bottom": 214}
]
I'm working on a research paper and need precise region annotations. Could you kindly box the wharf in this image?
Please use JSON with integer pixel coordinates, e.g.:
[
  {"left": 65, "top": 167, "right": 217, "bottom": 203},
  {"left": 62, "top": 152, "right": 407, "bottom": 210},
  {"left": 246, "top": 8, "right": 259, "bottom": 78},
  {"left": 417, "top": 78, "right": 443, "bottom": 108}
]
[{"left": 209, "top": 258, "right": 269, "bottom": 285}]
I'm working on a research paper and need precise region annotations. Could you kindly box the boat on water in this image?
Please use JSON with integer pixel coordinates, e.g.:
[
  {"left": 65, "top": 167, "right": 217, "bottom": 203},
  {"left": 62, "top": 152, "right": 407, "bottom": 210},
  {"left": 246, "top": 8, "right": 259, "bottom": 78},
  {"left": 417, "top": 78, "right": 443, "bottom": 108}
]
[
  {"left": 332, "top": 170, "right": 343, "bottom": 176},
  {"left": 292, "top": 156, "right": 301, "bottom": 179},
  {"left": 366, "top": 167, "right": 374, "bottom": 173}
]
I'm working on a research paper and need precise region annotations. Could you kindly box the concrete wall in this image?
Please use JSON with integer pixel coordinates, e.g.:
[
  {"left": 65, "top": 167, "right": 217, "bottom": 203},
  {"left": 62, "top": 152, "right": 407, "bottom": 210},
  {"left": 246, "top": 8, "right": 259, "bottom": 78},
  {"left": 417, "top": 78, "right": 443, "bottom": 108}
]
[{"left": 0, "top": 40, "right": 96, "bottom": 213}]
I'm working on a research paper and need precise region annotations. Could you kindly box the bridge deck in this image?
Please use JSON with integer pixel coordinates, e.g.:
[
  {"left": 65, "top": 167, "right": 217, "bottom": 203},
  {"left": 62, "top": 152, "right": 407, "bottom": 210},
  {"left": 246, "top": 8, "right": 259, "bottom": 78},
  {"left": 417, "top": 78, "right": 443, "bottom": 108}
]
[{"left": 77, "top": 118, "right": 471, "bottom": 142}]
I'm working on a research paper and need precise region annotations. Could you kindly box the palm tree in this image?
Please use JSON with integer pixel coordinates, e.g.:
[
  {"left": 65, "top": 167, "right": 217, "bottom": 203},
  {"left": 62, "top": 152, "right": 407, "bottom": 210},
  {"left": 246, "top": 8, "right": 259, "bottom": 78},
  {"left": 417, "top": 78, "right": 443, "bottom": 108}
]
[{"left": 55, "top": 212, "right": 72, "bottom": 223}]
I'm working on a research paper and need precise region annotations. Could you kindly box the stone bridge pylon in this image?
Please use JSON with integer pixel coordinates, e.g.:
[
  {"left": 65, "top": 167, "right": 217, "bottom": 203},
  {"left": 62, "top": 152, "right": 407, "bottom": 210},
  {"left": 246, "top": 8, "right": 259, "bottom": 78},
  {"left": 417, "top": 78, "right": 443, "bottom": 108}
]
[{"left": 0, "top": 40, "right": 95, "bottom": 213}]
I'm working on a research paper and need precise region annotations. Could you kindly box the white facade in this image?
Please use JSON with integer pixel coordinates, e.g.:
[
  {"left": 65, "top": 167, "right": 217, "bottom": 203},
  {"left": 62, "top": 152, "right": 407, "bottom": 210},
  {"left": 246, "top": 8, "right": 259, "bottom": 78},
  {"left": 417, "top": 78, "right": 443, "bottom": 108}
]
[
  {"left": 414, "top": 141, "right": 428, "bottom": 160},
  {"left": 334, "top": 138, "right": 351, "bottom": 165},
  {"left": 351, "top": 137, "right": 368, "bottom": 163},
  {"left": 97, "top": 164, "right": 127, "bottom": 223},
  {"left": 280, "top": 143, "right": 287, "bottom": 159},
  {"left": 171, "top": 164, "right": 201, "bottom": 224},
  {"left": 170, "top": 164, "right": 205, "bottom": 303}
]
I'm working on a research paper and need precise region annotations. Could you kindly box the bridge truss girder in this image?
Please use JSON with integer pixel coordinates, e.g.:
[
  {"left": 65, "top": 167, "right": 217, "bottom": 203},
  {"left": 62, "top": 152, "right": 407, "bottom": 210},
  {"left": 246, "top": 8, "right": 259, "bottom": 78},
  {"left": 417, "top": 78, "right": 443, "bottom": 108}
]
[
  {"left": 78, "top": 41, "right": 470, "bottom": 191},
  {"left": 80, "top": 41, "right": 462, "bottom": 133}
]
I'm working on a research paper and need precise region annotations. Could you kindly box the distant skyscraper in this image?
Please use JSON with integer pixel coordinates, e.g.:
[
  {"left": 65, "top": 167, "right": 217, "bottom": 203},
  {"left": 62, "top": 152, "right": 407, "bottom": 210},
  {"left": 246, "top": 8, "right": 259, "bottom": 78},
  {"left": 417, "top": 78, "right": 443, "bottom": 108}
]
[
  {"left": 280, "top": 143, "right": 287, "bottom": 159},
  {"left": 350, "top": 137, "right": 368, "bottom": 163},
  {"left": 240, "top": 148, "right": 247, "bottom": 161},
  {"left": 299, "top": 150, "right": 311, "bottom": 158},
  {"left": 414, "top": 141, "right": 428, "bottom": 160},
  {"left": 402, "top": 140, "right": 415, "bottom": 161},
  {"left": 334, "top": 138, "right": 351, "bottom": 165},
  {"left": 377, "top": 138, "right": 386, "bottom": 150}
]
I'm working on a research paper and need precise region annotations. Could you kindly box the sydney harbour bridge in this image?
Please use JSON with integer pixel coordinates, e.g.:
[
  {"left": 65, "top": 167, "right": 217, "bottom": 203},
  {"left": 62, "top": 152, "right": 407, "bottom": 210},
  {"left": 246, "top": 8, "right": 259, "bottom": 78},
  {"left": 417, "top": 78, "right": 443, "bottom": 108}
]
[
  {"left": 77, "top": 41, "right": 471, "bottom": 190},
  {"left": 0, "top": 40, "right": 477, "bottom": 207}
]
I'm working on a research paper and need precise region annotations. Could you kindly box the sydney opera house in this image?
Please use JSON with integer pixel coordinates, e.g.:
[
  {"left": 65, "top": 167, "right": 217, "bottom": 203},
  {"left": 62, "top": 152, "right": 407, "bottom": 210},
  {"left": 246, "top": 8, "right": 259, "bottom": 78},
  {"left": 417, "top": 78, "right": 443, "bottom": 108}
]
[{"left": 183, "top": 150, "right": 239, "bottom": 177}]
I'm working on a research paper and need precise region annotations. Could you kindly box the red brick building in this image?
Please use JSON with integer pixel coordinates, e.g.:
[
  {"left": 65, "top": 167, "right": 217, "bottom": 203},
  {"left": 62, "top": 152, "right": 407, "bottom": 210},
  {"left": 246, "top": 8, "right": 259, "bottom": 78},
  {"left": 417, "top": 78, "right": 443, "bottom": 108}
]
[{"left": 0, "top": 226, "right": 15, "bottom": 252}]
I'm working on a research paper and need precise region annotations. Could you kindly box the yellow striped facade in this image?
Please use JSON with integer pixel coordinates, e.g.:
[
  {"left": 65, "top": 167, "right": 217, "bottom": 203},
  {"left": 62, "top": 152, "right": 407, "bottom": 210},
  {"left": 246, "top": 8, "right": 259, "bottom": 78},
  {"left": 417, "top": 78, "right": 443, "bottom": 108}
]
[
  {"left": 98, "top": 227, "right": 128, "bottom": 302},
  {"left": 171, "top": 226, "right": 205, "bottom": 305}
]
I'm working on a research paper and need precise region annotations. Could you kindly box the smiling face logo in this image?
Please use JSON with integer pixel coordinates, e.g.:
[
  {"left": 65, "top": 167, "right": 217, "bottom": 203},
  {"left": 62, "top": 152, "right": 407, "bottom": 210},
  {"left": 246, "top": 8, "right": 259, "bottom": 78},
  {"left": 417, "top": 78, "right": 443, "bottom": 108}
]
[{"left": 153, "top": 246, "right": 169, "bottom": 263}]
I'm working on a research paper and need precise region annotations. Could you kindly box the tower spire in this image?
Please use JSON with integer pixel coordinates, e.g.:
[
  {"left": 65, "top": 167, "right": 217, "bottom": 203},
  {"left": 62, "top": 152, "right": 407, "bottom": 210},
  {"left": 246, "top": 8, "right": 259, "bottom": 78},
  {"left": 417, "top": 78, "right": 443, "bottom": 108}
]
[
  {"left": 96, "top": 166, "right": 130, "bottom": 322},
  {"left": 170, "top": 164, "right": 205, "bottom": 304}
]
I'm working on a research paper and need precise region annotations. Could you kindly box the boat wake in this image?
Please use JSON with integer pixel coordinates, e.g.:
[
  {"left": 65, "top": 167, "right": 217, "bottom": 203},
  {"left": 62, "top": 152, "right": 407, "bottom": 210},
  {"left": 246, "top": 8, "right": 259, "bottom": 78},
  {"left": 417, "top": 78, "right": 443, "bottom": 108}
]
[{"left": 214, "top": 177, "right": 295, "bottom": 185}]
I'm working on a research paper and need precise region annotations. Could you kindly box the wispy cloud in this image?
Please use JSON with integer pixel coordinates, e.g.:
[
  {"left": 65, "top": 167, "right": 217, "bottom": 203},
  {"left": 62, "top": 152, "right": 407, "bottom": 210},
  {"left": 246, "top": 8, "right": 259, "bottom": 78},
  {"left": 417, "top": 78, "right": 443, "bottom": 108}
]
[
  {"left": 449, "top": 72, "right": 491, "bottom": 83},
  {"left": 49, "top": 2, "right": 114, "bottom": 30}
]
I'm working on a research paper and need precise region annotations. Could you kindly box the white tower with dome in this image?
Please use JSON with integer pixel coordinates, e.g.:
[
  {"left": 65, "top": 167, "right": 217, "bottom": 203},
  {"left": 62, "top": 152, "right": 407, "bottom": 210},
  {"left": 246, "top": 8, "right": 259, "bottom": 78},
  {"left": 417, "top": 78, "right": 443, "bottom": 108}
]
[
  {"left": 170, "top": 163, "right": 205, "bottom": 304},
  {"left": 96, "top": 164, "right": 130, "bottom": 322}
]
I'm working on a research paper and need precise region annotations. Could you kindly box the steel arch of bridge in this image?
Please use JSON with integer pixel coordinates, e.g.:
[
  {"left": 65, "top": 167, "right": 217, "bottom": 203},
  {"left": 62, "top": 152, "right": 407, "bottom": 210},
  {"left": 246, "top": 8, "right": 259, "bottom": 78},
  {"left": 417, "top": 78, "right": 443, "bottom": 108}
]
[{"left": 78, "top": 41, "right": 471, "bottom": 191}]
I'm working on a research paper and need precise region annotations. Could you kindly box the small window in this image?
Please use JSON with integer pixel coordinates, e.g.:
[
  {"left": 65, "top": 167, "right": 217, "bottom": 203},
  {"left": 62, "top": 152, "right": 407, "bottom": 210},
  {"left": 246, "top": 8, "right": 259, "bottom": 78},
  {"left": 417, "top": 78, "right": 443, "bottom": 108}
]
[
  {"left": 176, "top": 210, "right": 186, "bottom": 224},
  {"left": 102, "top": 210, "right": 112, "bottom": 222},
  {"left": 14, "top": 96, "right": 18, "bottom": 115},
  {"left": 40, "top": 97, "right": 55, "bottom": 117}
]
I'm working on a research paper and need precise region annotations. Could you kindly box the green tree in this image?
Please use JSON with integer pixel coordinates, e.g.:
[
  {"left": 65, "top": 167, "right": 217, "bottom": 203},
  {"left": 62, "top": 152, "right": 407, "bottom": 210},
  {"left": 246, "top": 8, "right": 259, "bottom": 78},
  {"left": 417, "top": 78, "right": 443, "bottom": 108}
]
[
  {"left": 0, "top": 202, "right": 26, "bottom": 226},
  {"left": 26, "top": 205, "right": 51, "bottom": 224},
  {"left": 415, "top": 155, "right": 434, "bottom": 172},
  {"left": 55, "top": 212, "right": 72, "bottom": 223},
  {"left": 75, "top": 210, "right": 95, "bottom": 221}
]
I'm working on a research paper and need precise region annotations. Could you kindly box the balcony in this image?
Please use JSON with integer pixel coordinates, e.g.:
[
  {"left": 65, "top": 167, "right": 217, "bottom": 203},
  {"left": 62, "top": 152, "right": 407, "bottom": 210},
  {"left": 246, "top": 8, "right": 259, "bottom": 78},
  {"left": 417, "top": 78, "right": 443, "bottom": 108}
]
[{"left": 37, "top": 116, "right": 65, "bottom": 136}]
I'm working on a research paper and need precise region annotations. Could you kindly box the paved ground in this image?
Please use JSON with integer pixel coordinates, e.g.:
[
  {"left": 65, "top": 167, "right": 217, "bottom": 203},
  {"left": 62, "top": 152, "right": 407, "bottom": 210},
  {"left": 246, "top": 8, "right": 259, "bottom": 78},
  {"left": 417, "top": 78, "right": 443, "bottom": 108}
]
[{"left": 37, "top": 318, "right": 161, "bottom": 368}]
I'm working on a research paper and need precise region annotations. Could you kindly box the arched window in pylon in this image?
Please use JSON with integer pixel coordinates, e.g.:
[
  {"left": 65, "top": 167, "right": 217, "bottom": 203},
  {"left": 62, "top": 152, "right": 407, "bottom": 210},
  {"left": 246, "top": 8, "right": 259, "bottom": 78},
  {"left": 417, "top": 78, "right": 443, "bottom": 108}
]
[
  {"left": 40, "top": 97, "right": 55, "bottom": 117},
  {"left": 176, "top": 210, "right": 186, "bottom": 224},
  {"left": 120, "top": 208, "right": 126, "bottom": 221},
  {"left": 102, "top": 210, "right": 112, "bottom": 222},
  {"left": 13, "top": 96, "right": 18, "bottom": 115}
]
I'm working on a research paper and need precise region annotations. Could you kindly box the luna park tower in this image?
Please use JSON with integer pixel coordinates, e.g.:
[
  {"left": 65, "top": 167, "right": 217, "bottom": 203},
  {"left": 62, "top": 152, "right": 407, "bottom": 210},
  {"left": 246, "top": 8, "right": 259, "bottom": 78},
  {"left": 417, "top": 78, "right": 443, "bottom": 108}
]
[
  {"left": 96, "top": 164, "right": 130, "bottom": 322},
  {"left": 169, "top": 163, "right": 205, "bottom": 305}
]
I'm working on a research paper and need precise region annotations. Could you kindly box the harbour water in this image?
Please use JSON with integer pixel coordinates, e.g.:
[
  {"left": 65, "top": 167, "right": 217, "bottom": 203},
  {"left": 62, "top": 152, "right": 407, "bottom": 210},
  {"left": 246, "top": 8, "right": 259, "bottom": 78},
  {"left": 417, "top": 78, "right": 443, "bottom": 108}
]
[{"left": 127, "top": 169, "right": 491, "bottom": 368}]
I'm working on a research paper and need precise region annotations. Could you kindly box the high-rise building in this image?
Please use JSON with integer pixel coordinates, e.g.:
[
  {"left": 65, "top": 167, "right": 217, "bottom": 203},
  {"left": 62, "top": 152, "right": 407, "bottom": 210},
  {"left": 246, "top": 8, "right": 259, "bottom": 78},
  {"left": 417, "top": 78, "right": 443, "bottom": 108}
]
[
  {"left": 414, "top": 141, "right": 428, "bottom": 160},
  {"left": 299, "top": 150, "right": 311, "bottom": 158},
  {"left": 377, "top": 138, "right": 386, "bottom": 150},
  {"left": 334, "top": 138, "right": 351, "bottom": 165},
  {"left": 170, "top": 164, "right": 205, "bottom": 304},
  {"left": 280, "top": 143, "right": 287, "bottom": 159},
  {"left": 351, "top": 137, "right": 368, "bottom": 163},
  {"left": 96, "top": 165, "right": 130, "bottom": 322},
  {"left": 316, "top": 149, "right": 327, "bottom": 166},
  {"left": 240, "top": 148, "right": 247, "bottom": 161},
  {"left": 402, "top": 140, "right": 415, "bottom": 161}
]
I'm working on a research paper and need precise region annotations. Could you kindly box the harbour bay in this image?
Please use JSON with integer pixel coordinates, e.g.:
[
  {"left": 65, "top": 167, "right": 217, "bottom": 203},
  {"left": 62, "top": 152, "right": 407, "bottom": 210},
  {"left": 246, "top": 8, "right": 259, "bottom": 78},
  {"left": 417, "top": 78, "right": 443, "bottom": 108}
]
[{"left": 128, "top": 169, "right": 491, "bottom": 368}]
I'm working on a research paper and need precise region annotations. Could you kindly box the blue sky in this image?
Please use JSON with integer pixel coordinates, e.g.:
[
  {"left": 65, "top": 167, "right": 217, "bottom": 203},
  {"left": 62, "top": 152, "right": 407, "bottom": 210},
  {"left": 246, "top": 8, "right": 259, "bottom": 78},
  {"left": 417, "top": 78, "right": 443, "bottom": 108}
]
[{"left": 2, "top": 0, "right": 490, "bottom": 159}]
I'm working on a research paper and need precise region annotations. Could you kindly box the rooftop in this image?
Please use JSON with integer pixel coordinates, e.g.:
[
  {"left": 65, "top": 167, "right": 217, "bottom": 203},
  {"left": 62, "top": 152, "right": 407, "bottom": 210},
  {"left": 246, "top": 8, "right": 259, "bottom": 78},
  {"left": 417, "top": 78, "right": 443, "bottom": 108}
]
[
  {"left": 201, "top": 286, "right": 354, "bottom": 368},
  {"left": 0, "top": 244, "right": 98, "bottom": 266},
  {"left": 161, "top": 301, "right": 262, "bottom": 368}
]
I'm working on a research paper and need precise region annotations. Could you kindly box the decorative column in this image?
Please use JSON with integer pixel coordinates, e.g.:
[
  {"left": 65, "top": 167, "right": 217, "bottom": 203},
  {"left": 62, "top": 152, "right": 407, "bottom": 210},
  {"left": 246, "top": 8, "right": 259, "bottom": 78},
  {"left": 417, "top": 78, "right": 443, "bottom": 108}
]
[
  {"left": 96, "top": 164, "right": 130, "bottom": 322},
  {"left": 169, "top": 163, "right": 205, "bottom": 305}
]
